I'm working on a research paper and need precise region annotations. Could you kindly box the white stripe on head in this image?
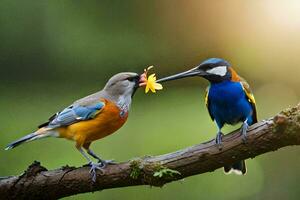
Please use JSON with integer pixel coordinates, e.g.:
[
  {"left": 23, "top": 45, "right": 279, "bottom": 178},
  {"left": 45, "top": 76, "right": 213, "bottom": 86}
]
[{"left": 206, "top": 66, "right": 227, "bottom": 76}]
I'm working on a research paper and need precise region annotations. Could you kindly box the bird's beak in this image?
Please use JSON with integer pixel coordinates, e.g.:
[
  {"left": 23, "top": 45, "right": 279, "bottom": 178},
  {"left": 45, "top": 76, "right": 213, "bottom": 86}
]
[
  {"left": 131, "top": 74, "right": 144, "bottom": 97},
  {"left": 156, "top": 67, "right": 205, "bottom": 83},
  {"left": 138, "top": 73, "right": 147, "bottom": 87}
]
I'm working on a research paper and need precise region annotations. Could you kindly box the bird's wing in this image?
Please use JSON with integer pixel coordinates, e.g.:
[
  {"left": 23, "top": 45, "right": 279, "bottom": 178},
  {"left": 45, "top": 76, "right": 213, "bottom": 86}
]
[
  {"left": 239, "top": 77, "right": 258, "bottom": 123},
  {"left": 205, "top": 86, "right": 214, "bottom": 121},
  {"left": 38, "top": 101, "right": 105, "bottom": 128}
]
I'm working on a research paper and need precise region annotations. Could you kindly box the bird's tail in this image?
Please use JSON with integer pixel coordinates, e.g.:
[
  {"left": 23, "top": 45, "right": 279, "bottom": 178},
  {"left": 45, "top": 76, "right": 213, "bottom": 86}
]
[
  {"left": 5, "top": 128, "right": 56, "bottom": 150},
  {"left": 224, "top": 160, "right": 247, "bottom": 175}
]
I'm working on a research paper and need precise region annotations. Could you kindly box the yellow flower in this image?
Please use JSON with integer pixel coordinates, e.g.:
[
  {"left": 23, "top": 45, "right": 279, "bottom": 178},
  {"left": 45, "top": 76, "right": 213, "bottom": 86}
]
[
  {"left": 141, "top": 66, "right": 163, "bottom": 93},
  {"left": 145, "top": 73, "right": 163, "bottom": 93}
]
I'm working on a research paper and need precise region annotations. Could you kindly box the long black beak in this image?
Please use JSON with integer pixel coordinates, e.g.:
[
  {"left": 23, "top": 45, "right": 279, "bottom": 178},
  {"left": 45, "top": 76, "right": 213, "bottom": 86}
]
[{"left": 156, "top": 67, "right": 205, "bottom": 83}]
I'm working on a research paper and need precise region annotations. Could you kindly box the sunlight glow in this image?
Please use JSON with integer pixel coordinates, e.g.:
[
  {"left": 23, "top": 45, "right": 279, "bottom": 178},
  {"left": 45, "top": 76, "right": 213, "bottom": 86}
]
[{"left": 265, "top": 0, "right": 300, "bottom": 29}]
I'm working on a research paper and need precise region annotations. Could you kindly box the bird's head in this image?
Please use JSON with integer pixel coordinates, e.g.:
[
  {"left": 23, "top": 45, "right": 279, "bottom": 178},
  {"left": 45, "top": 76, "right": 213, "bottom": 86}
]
[
  {"left": 157, "top": 58, "right": 234, "bottom": 83},
  {"left": 104, "top": 72, "right": 146, "bottom": 99}
]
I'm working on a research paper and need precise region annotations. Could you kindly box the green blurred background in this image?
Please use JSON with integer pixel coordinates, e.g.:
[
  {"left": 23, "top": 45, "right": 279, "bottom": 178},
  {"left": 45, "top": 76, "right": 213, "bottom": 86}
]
[{"left": 0, "top": 0, "right": 299, "bottom": 199}]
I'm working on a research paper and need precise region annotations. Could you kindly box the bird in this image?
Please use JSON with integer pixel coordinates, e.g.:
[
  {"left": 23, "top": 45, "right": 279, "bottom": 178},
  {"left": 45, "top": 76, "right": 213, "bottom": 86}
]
[
  {"left": 5, "top": 72, "right": 146, "bottom": 181},
  {"left": 156, "top": 58, "right": 257, "bottom": 175}
]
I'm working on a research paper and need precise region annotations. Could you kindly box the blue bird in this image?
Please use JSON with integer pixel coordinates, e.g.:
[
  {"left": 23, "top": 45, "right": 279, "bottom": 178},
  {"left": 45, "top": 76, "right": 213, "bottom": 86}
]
[{"left": 157, "top": 58, "right": 257, "bottom": 175}]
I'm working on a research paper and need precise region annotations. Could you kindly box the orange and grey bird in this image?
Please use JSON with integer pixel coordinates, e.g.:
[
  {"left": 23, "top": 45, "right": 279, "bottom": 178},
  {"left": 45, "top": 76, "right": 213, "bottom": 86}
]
[
  {"left": 157, "top": 58, "right": 257, "bottom": 175},
  {"left": 6, "top": 72, "right": 146, "bottom": 181}
]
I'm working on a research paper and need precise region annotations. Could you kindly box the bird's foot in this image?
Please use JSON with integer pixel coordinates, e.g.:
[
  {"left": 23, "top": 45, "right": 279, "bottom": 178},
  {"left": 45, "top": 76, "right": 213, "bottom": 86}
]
[
  {"left": 89, "top": 162, "right": 106, "bottom": 182},
  {"left": 215, "top": 132, "right": 224, "bottom": 150},
  {"left": 87, "top": 159, "right": 117, "bottom": 182},
  {"left": 241, "top": 122, "right": 249, "bottom": 143}
]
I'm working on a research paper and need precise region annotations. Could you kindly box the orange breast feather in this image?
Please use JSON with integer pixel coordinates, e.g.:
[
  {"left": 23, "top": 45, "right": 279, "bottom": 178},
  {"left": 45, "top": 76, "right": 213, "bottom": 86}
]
[
  {"left": 58, "top": 99, "right": 128, "bottom": 144},
  {"left": 228, "top": 67, "right": 241, "bottom": 82}
]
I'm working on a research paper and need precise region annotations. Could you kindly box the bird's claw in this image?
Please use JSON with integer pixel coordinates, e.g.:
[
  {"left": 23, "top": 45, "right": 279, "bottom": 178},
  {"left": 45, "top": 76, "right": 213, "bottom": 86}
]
[
  {"left": 89, "top": 162, "right": 105, "bottom": 182},
  {"left": 215, "top": 132, "right": 223, "bottom": 150},
  {"left": 89, "top": 159, "right": 117, "bottom": 182}
]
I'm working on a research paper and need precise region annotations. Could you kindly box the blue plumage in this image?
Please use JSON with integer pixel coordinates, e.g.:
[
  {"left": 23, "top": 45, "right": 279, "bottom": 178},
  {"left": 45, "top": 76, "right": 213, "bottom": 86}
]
[
  {"left": 208, "top": 80, "right": 253, "bottom": 129},
  {"left": 207, "top": 80, "right": 253, "bottom": 175},
  {"left": 200, "top": 58, "right": 230, "bottom": 67},
  {"left": 48, "top": 102, "right": 105, "bottom": 128}
]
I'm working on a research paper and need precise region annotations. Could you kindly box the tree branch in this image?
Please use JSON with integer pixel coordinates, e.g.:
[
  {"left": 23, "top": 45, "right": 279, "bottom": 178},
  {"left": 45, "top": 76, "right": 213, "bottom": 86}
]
[{"left": 1, "top": 104, "right": 300, "bottom": 199}]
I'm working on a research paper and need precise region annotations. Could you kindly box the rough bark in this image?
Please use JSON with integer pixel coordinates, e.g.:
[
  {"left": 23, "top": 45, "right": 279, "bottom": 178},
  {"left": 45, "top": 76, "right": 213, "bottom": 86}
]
[{"left": 0, "top": 104, "right": 299, "bottom": 200}]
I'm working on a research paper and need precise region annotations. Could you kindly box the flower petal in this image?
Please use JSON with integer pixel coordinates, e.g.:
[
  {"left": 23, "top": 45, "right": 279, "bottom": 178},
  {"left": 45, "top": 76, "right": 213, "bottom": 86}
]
[
  {"left": 154, "top": 83, "right": 163, "bottom": 90},
  {"left": 145, "top": 85, "right": 150, "bottom": 93},
  {"left": 150, "top": 86, "right": 156, "bottom": 93},
  {"left": 147, "top": 66, "right": 154, "bottom": 71}
]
